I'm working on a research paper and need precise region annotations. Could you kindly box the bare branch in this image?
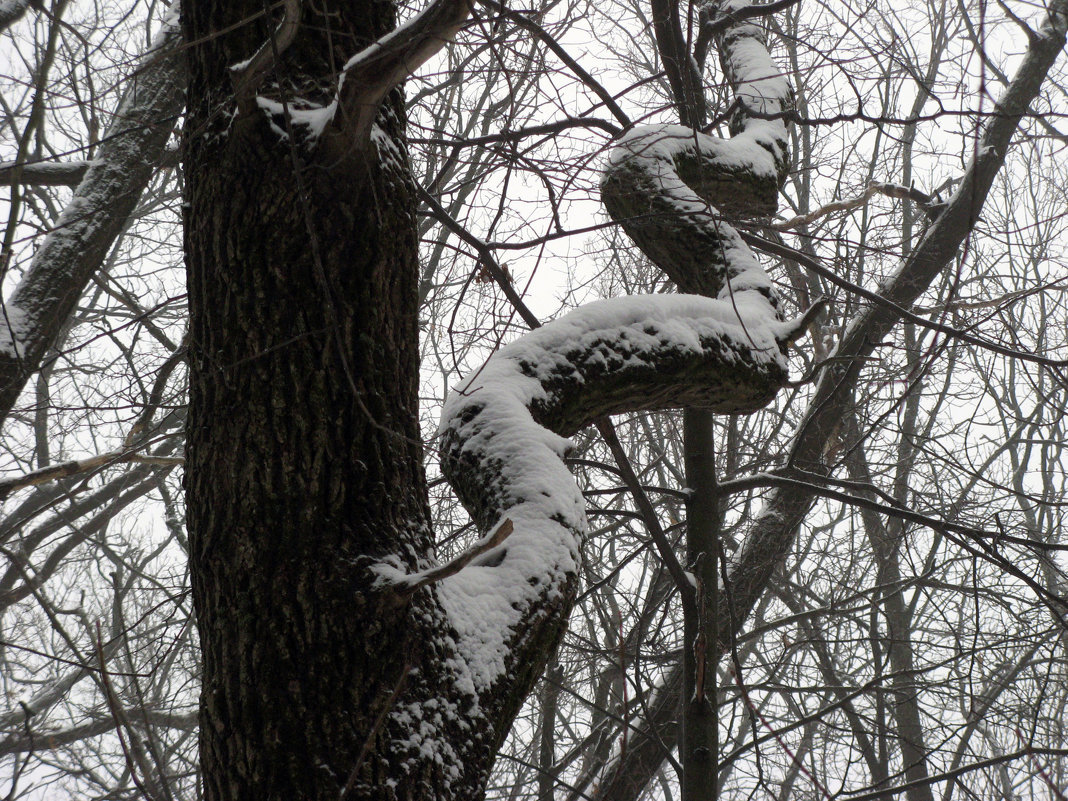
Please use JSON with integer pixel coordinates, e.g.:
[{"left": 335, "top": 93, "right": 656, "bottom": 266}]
[
  {"left": 231, "top": 0, "right": 303, "bottom": 112},
  {"left": 475, "top": 0, "right": 631, "bottom": 128},
  {"left": 769, "top": 181, "right": 944, "bottom": 231},
  {"left": 333, "top": 0, "right": 474, "bottom": 142},
  {"left": 0, "top": 18, "right": 185, "bottom": 425},
  {"left": 0, "top": 159, "right": 88, "bottom": 187},
  {"left": 381, "top": 519, "right": 514, "bottom": 597}
]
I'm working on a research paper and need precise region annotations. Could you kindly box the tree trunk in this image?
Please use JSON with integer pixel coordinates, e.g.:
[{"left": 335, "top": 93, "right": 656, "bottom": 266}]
[
  {"left": 182, "top": 2, "right": 449, "bottom": 798},
  {"left": 182, "top": 2, "right": 801, "bottom": 798}
]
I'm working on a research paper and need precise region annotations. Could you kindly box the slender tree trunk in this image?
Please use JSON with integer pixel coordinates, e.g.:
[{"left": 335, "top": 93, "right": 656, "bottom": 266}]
[{"left": 682, "top": 409, "right": 720, "bottom": 801}]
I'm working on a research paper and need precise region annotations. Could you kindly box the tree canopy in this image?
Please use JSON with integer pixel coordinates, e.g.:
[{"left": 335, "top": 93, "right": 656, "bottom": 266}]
[{"left": 0, "top": 0, "right": 1067, "bottom": 798}]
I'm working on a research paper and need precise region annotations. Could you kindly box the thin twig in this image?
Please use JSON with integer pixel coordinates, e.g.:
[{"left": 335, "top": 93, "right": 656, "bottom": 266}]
[
  {"left": 388, "top": 518, "right": 514, "bottom": 596},
  {"left": 340, "top": 661, "right": 411, "bottom": 800},
  {"left": 596, "top": 418, "right": 697, "bottom": 614},
  {"left": 95, "top": 623, "right": 155, "bottom": 801}
]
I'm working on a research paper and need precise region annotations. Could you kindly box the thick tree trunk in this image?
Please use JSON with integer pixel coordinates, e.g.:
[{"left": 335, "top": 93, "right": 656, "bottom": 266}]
[
  {"left": 182, "top": 2, "right": 798, "bottom": 798},
  {"left": 182, "top": 2, "right": 451, "bottom": 798}
]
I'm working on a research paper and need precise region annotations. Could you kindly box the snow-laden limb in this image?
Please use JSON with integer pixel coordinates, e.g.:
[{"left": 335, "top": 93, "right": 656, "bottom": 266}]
[
  {"left": 243, "top": 0, "right": 473, "bottom": 152},
  {"left": 601, "top": 3, "right": 790, "bottom": 298},
  {"left": 408, "top": 0, "right": 801, "bottom": 760},
  {"left": 0, "top": 159, "right": 90, "bottom": 187},
  {"left": 587, "top": 1, "right": 1068, "bottom": 795},
  {"left": 0, "top": 15, "right": 185, "bottom": 422},
  {"left": 436, "top": 292, "right": 791, "bottom": 695},
  {"left": 334, "top": 0, "right": 470, "bottom": 140},
  {"left": 0, "top": 0, "right": 38, "bottom": 34},
  {"left": 601, "top": 125, "right": 782, "bottom": 298}
]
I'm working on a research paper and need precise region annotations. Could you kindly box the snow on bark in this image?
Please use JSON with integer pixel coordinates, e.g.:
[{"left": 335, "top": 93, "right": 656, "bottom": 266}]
[
  {"left": 0, "top": 306, "right": 27, "bottom": 359},
  {"left": 436, "top": 292, "right": 792, "bottom": 693},
  {"left": 404, "top": 0, "right": 802, "bottom": 745},
  {"left": 244, "top": 0, "right": 473, "bottom": 149},
  {"left": 0, "top": 0, "right": 37, "bottom": 34},
  {"left": 0, "top": 160, "right": 90, "bottom": 187},
  {"left": 0, "top": 13, "right": 184, "bottom": 420},
  {"left": 601, "top": 3, "right": 790, "bottom": 298}
]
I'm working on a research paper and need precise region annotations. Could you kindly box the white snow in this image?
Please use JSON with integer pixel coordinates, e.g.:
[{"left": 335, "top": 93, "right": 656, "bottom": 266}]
[
  {"left": 431, "top": 6, "right": 801, "bottom": 695},
  {"left": 254, "top": 97, "right": 338, "bottom": 140},
  {"left": 338, "top": 0, "right": 468, "bottom": 90},
  {"left": 436, "top": 293, "right": 788, "bottom": 691},
  {"left": 606, "top": 125, "right": 781, "bottom": 298},
  {"left": 609, "top": 123, "right": 778, "bottom": 183}
]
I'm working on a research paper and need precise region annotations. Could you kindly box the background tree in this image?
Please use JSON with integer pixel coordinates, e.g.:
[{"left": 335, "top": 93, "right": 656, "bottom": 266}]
[{"left": 0, "top": 0, "right": 1067, "bottom": 799}]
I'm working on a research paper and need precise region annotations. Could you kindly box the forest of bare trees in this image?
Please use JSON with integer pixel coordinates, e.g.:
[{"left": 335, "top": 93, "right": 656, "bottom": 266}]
[{"left": 1, "top": 0, "right": 1068, "bottom": 798}]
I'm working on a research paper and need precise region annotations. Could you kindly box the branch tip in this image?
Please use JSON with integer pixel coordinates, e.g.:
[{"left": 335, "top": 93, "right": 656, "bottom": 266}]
[
  {"left": 379, "top": 518, "right": 515, "bottom": 599},
  {"left": 778, "top": 297, "right": 827, "bottom": 346}
]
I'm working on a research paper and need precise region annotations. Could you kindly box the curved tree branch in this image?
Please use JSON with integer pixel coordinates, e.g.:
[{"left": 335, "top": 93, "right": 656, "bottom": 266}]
[
  {"left": 588, "top": 0, "right": 1068, "bottom": 795},
  {"left": 435, "top": 293, "right": 794, "bottom": 742},
  {"left": 601, "top": 4, "right": 791, "bottom": 298},
  {"left": 413, "top": 1, "right": 801, "bottom": 783},
  {"left": 330, "top": 0, "right": 473, "bottom": 144}
]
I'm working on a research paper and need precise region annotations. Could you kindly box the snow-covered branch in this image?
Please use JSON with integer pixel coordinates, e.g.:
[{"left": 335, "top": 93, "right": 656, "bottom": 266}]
[
  {"left": 331, "top": 0, "right": 472, "bottom": 143},
  {"left": 0, "top": 0, "right": 41, "bottom": 34},
  {"left": 601, "top": 5, "right": 791, "bottom": 298},
  {"left": 434, "top": 293, "right": 794, "bottom": 718},
  {"left": 0, "top": 16, "right": 185, "bottom": 423},
  {"left": 0, "top": 447, "right": 183, "bottom": 501},
  {"left": 421, "top": 0, "right": 802, "bottom": 752},
  {"left": 245, "top": 0, "right": 474, "bottom": 150},
  {"left": 231, "top": 0, "right": 302, "bottom": 111}
]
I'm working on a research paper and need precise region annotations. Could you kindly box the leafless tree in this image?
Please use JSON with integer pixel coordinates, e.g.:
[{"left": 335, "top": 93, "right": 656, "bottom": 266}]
[{"left": 1, "top": 0, "right": 1067, "bottom": 799}]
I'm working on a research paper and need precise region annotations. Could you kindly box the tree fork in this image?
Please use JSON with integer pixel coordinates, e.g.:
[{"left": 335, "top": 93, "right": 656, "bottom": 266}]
[{"left": 182, "top": 1, "right": 445, "bottom": 797}]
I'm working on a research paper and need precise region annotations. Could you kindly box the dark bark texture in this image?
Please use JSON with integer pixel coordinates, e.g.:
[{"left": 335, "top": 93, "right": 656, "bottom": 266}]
[
  {"left": 183, "top": 1, "right": 796, "bottom": 799},
  {"left": 183, "top": 2, "right": 452, "bottom": 798}
]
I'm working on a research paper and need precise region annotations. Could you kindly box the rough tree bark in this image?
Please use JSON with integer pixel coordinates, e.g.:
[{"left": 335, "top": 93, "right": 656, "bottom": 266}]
[
  {"left": 183, "top": 1, "right": 444, "bottom": 796},
  {"left": 182, "top": 0, "right": 803, "bottom": 798}
]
